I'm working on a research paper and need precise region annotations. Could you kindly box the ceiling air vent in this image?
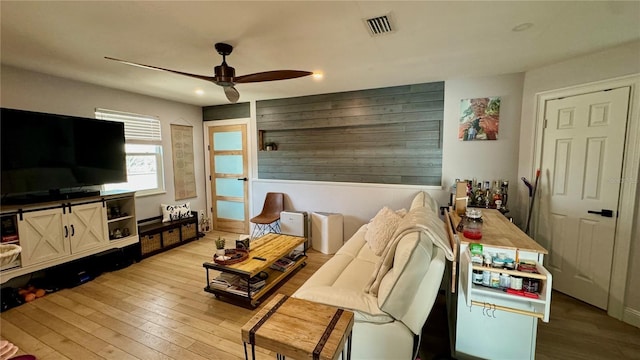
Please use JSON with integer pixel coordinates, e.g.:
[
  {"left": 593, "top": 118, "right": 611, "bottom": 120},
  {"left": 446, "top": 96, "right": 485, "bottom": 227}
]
[{"left": 364, "top": 15, "right": 394, "bottom": 36}]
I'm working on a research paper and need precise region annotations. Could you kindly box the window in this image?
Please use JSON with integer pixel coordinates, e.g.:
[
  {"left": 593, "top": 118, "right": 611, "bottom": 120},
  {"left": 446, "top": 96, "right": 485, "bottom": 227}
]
[{"left": 95, "top": 108, "right": 165, "bottom": 196}]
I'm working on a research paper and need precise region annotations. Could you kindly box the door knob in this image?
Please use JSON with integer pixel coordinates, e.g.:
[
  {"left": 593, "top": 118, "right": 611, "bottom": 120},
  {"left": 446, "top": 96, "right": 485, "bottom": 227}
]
[
  {"left": 237, "top": 177, "right": 248, "bottom": 181},
  {"left": 587, "top": 209, "right": 613, "bottom": 217}
]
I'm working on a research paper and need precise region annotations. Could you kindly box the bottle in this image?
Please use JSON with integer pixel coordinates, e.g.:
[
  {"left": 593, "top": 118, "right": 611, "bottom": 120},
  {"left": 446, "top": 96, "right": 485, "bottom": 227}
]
[
  {"left": 473, "top": 182, "right": 484, "bottom": 207},
  {"left": 492, "top": 180, "right": 503, "bottom": 208},
  {"left": 484, "top": 181, "right": 491, "bottom": 208},
  {"left": 501, "top": 180, "right": 509, "bottom": 209},
  {"left": 500, "top": 273, "right": 511, "bottom": 288},
  {"left": 466, "top": 180, "right": 474, "bottom": 206},
  {"left": 490, "top": 272, "right": 500, "bottom": 288}
]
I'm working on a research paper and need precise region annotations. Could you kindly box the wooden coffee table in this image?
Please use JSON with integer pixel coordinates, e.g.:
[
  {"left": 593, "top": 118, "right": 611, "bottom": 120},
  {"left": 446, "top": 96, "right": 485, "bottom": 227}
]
[
  {"left": 203, "top": 233, "right": 306, "bottom": 308},
  {"left": 241, "top": 294, "right": 354, "bottom": 360}
]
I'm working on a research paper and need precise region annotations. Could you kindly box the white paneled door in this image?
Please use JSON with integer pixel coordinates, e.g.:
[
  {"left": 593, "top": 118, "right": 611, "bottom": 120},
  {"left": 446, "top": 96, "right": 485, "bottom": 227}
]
[
  {"left": 208, "top": 124, "right": 249, "bottom": 234},
  {"left": 537, "top": 87, "right": 630, "bottom": 309}
]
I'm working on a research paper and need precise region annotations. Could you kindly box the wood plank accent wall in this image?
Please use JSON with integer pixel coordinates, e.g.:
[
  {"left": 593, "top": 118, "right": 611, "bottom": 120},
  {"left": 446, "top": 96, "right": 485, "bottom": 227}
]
[
  {"left": 203, "top": 102, "right": 250, "bottom": 121},
  {"left": 256, "top": 82, "right": 444, "bottom": 185}
]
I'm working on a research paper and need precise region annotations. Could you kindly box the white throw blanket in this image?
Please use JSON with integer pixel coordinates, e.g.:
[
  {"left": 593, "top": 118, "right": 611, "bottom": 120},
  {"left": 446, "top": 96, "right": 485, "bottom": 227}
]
[{"left": 364, "top": 206, "right": 453, "bottom": 295}]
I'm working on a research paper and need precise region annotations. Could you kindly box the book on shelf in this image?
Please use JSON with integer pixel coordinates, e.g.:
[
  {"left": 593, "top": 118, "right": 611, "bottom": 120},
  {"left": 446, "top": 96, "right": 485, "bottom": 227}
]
[
  {"left": 226, "top": 285, "right": 256, "bottom": 297},
  {"left": 210, "top": 273, "right": 240, "bottom": 289},
  {"left": 286, "top": 250, "right": 304, "bottom": 261},
  {"left": 248, "top": 276, "right": 266, "bottom": 289},
  {"left": 226, "top": 281, "right": 264, "bottom": 297},
  {"left": 269, "top": 257, "right": 295, "bottom": 272},
  {"left": 211, "top": 273, "right": 266, "bottom": 293},
  {"left": 1, "top": 234, "right": 19, "bottom": 243}
]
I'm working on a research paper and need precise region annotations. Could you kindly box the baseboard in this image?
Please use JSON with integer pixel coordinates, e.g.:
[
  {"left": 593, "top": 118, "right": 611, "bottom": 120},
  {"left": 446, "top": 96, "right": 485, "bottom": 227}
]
[{"left": 623, "top": 307, "right": 640, "bottom": 329}]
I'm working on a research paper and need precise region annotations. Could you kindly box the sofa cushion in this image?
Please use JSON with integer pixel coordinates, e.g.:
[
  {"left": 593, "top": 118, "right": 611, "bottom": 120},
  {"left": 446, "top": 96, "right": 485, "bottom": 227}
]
[
  {"left": 364, "top": 203, "right": 452, "bottom": 295},
  {"left": 161, "top": 202, "right": 192, "bottom": 222},
  {"left": 294, "top": 225, "right": 393, "bottom": 323},
  {"left": 377, "top": 231, "right": 431, "bottom": 310},
  {"left": 381, "top": 241, "right": 446, "bottom": 335},
  {"left": 363, "top": 207, "right": 426, "bottom": 295},
  {"left": 410, "top": 191, "right": 439, "bottom": 213},
  {"left": 410, "top": 192, "right": 425, "bottom": 210},
  {"left": 365, "top": 206, "right": 402, "bottom": 256}
]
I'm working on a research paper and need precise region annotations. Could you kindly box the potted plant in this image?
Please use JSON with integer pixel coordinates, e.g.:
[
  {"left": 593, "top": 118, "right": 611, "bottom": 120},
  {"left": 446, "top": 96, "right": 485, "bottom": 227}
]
[{"left": 215, "top": 237, "right": 226, "bottom": 256}]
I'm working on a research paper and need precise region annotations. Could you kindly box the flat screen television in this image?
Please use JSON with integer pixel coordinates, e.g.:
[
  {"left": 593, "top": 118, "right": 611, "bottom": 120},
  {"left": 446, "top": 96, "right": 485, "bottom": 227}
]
[{"left": 1, "top": 108, "right": 127, "bottom": 203}]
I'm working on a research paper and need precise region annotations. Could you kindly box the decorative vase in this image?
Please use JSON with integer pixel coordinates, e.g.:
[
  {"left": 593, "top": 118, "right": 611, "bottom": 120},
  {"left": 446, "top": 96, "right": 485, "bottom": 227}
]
[{"left": 216, "top": 248, "right": 226, "bottom": 256}]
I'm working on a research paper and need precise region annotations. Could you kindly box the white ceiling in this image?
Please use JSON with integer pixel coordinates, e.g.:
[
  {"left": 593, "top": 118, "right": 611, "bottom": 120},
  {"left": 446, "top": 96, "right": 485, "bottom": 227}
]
[{"left": 2, "top": 1, "right": 639, "bottom": 107}]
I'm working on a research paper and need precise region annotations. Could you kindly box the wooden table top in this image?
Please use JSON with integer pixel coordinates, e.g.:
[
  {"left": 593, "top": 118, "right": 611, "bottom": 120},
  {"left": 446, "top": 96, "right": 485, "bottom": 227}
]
[
  {"left": 241, "top": 294, "right": 354, "bottom": 360},
  {"left": 203, "top": 233, "right": 305, "bottom": 277},
  {"left": 450, "top": 209, "right": 548, "bottom": 254}
]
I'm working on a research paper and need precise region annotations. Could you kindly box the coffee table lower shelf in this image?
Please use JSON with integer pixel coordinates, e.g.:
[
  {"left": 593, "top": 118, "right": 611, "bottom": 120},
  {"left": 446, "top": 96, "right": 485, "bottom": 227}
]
[{"left": 203, "top": 256, "right": 307, "bottom": 308}]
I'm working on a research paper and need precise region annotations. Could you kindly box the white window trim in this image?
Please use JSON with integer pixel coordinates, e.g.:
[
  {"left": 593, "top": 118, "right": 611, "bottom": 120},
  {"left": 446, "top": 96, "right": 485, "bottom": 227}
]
[{"left": 95, "top": 108, "right": 165, "bottom": 195}]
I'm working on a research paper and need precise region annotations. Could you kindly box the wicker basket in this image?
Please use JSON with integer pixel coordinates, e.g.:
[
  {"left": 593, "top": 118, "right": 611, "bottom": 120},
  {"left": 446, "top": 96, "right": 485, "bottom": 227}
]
[
  {"left": 181, "top": 223, "right": 196, "bottom": 240},
  {"left": 163, "top": 228, "right": 180, "bottom": 247},
  {"left": 0, "top": 244, "right": 22, "bottom": 267},
  {"left": 140, "top": 234, "right": 161, "bottom": 255}
]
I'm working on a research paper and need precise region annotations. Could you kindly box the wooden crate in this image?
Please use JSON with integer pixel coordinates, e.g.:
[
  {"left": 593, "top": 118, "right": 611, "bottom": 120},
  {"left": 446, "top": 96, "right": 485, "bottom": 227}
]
[
  {"left": 181, "top": 223, "right": 197, "bottom": 241},
  {"left": 141, "top": 234, "right": 161, "bottom": 255},
  {"left": 163, "top": 228, "right": 180, "bottom": 247}
]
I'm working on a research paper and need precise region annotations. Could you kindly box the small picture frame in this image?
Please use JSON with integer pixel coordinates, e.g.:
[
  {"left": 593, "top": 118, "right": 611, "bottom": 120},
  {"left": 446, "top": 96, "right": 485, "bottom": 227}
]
[{"left": 236, "top": 237, "right": 250, "bottom": 250}]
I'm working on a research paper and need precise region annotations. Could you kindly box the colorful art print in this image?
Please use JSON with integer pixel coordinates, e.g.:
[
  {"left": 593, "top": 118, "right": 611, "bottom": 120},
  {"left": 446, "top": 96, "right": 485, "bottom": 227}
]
[{"left": 459, "top": 97, "right": 501, "bottom": 141}]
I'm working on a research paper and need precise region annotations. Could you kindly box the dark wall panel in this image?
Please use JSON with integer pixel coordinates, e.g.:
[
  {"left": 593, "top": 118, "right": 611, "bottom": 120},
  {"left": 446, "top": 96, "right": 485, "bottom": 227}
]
[
  {"left": 202, "top": 102, "right": 250, "bottom": 121},
  {"left": 256, "top": 81, "right": 444, "bottom": 185}
]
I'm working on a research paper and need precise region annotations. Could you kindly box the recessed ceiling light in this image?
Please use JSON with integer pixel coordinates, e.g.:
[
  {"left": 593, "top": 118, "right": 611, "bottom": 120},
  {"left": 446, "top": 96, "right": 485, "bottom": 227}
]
[
  {"left": 512, "top": 23, "right": 534, "bottom": 32},
  {"left": 312, "top": 73, "right": 324, "bottom": 80},
  {"left": 195, "top": 89, "right": 204, "bottom": 95}
]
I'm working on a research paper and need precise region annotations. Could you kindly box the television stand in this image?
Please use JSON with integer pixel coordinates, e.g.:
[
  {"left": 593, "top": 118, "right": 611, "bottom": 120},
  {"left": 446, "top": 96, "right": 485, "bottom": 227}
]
[{"left": 2, "top": 190, "right": 101, "bottom": 205}]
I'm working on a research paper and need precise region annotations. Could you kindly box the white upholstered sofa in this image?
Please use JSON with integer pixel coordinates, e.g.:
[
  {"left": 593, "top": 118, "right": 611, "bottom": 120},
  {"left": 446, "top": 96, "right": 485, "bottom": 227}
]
[{"left": 293, "top": 192, "right": 452, "bottom": 359}]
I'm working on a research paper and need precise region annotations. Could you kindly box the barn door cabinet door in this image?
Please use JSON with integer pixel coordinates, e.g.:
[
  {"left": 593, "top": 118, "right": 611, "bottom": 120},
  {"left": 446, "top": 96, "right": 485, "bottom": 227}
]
[
  {"left": 18, "top": 207, "right": 69, "bottom": 266},
  {"left": 68, "top": 202, "right": 109, "bottom": 253},
  {"left": 18, "top": 202, "right": 109, "bottom": 266}
]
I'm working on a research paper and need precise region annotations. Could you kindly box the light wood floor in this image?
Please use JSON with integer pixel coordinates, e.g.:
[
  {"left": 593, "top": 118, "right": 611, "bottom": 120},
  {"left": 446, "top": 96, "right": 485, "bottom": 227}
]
[
  {"left": 0, "top": 231, "right": 332, "bottom": 360},
  {"left": 2, "top": 232, "right": 640, "bottom": 359}
]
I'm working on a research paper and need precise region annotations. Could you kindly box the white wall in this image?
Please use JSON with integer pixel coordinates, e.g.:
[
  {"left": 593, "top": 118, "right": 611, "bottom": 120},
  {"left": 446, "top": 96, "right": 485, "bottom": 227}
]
[
  {"left": 252, "top": 180, "right": 439, "bottom": 238},
  {"left": 252, "top": 73, "right": 526, "bottom": 238},
  {"left": 518, "top": 41, "right": 640, "bottom": 321},
  {"left": 442, "top": 73, "right": 525, "bottom": 223},
  {"left": 0, "top": 65, "right": 208, "bottom": 220}
]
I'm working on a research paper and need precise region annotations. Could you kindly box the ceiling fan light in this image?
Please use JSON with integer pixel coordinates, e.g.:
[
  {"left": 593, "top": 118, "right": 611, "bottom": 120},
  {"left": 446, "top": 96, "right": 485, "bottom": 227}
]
[{"left": 224, "top": 86, "right": 240, "bottom": 103}]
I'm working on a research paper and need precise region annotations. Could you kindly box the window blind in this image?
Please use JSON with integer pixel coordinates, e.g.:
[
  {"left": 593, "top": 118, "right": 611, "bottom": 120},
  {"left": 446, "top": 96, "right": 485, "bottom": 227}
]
[{"left": 95, "top": 108, "right": 161, "bottom": 143}]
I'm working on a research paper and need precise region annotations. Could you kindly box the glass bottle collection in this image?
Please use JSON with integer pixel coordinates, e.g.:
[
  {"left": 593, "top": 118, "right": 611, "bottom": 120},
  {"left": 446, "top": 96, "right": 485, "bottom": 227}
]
[{"left": 450, "top": 178, "right": 509, "bottom": 212}]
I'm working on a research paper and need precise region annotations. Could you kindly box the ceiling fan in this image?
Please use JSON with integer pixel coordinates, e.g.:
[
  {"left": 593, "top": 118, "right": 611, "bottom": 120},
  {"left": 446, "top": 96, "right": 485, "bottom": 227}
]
[{"left": 105, "top": 42, "right": 313, "bottom": 103}]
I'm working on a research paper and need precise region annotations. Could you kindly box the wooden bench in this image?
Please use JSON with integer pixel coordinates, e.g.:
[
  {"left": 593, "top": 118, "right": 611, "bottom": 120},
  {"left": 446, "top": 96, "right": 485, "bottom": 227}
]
[{"left": 137, "top": 211, "right": 199, "bottom": 258}]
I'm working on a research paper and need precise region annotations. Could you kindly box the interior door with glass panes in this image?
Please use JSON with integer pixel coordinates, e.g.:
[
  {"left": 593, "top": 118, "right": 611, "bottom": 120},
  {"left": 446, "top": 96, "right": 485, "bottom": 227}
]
[{"left": 208, "top": 124, "right": 249, "bottom": 233}]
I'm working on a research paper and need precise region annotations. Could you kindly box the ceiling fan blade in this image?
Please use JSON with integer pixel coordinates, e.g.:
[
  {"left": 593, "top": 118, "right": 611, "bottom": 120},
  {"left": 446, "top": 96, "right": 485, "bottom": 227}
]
[
  {"left": 234, "top": 70, "right": 313, "bottom": 84},
  {"left": 105, "top": 57, "right": 217, "bottom": 83},
  {"left": 224, "top": 86, "right": 240, "bottom": 103}
]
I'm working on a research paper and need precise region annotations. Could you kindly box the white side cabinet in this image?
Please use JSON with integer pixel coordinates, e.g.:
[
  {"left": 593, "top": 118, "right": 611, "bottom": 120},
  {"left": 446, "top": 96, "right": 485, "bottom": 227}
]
[
  {"left": 1, "top": 191, "right": 138, "bottom": 284},
  {"left": 446, "top": 209, "right": 551, "bottom": 360}
]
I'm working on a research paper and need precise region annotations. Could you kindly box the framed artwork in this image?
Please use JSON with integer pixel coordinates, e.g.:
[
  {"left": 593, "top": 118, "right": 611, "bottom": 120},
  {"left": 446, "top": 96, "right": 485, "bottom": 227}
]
[
  {"left": 459, "top": 97, "right": 501, "bottom": 141},
  {"left": 171, "top": 124, "right": 197, "bottom": 200}
]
